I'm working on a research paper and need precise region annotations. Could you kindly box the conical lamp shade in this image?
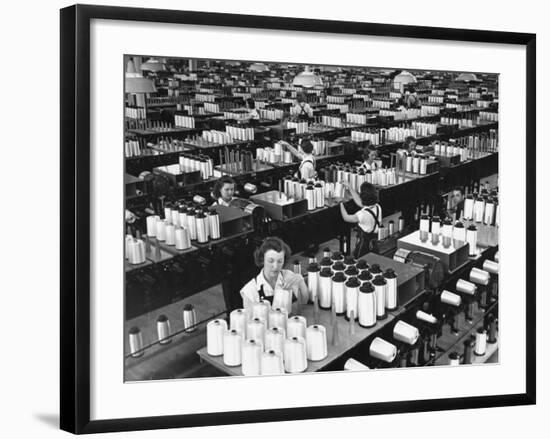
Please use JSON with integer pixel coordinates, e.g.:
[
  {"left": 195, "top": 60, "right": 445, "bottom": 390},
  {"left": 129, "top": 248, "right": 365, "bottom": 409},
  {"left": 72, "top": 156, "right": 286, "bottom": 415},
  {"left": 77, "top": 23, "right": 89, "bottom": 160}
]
[
  {"left": 292, "top": 66, "right": 323, "bottom": 88},
  {"left": 456, "top": 73, "right": 479, "bottom": 82},
  {"left": 249, "top": 62, "right": 269, "bottom": 72},
  {"left": 125, "top": 58, "right": 156, "bottom": 93},
  {"left": 141, "top": 58, "right": 166, "bottom": 72}
]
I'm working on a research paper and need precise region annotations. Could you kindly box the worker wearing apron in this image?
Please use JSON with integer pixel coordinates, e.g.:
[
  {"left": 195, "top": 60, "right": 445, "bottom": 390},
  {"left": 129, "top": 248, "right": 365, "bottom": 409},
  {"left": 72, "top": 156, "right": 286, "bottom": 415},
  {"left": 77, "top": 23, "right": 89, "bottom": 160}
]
[
  {"left": 360, "top": 145, "right": 380, "bottom": 171},
  {"left": 245, "top": 98, "right": 260, "bottom": 120},
  {"left": 293, "top": 95, "right": 313, "bottom": 118},
  {"left": 339, "top": 181, "right": 382, "bottom": 258},
  {"left": 278, "top": 139, "right": 317, "bottom": 180},
  {"left": 240, "top": 237, "right": 308, "bottom": 316},
  {"left": 295, "top": 140, "right": 316, "bottom": 180}
]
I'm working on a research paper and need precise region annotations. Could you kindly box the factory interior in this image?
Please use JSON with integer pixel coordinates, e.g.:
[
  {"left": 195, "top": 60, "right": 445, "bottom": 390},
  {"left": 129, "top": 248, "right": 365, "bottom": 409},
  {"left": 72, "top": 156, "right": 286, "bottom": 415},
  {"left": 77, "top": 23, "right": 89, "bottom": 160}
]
[{"left": 124, "top": 57, "right": 499, "bottom": 380}]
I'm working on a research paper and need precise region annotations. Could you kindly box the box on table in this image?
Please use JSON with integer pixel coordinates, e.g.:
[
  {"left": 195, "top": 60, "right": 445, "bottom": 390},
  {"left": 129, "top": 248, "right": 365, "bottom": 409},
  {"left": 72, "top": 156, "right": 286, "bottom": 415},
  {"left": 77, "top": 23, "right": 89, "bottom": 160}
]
[
  {"left": 152, "top": 164, "right": 201, "bottom": 187},
  {"left": 210, "top": 204, "right": 253, "bottom": 238},
  {"left": 249, "top": 190, "right": 308, "bottom": 221},
  {"left": 397, "top": 230, "right": 469, "bottom": 273}
]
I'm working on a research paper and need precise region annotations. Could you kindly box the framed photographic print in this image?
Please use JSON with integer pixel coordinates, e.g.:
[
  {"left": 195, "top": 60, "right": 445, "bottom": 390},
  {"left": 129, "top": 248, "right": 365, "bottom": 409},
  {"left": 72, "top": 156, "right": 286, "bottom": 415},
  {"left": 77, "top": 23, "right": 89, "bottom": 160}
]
[{"left": 60, "top": 4, "right": 536, "bottom": 434}]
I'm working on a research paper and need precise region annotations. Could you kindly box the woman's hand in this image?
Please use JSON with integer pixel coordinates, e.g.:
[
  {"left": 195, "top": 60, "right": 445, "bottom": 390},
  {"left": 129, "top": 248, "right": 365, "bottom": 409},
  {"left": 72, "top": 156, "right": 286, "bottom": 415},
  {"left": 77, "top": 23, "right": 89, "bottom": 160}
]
[
  {"left": 282, "top": 272, "right": 303, "bottom": 291},
  {"left": 278, "top": 140, "right": 291, "bottom": 148},
  {"left": 297, "top": 278, "right": 309, "bottom": 303},
  {"left": 283, "top": 274, "right": 309, "bottom": 304},
  {"left": 341, "top": 181, "right": 350, "bottom": 190},
  {"left": 125, "top": 209, "right": 137, "bottom": 224}
]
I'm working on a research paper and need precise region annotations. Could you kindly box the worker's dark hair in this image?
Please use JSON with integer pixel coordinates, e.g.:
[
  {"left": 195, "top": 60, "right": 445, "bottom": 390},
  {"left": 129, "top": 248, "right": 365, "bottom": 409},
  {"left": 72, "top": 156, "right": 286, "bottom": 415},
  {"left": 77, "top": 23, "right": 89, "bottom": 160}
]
[
  {"left": 246, "top": 98, "right": 255, "bottom": 109},
  {"left": 363, "top": 144, "right": 378, "bottom": 160},
  {"left": 404, "top": 136, "right": 417, "bottom": 148},
  {"left": 359, "top": 182, "right": 379, "bottom": 206},
  {"left": 212, "top": 175, "right": 236, "bottom": 199},
  {"left": 452, "top": 186, "right": 464, "bottom": 195},
  {"left": 301, "top": 139, "right": 314, "bottom": 154},
  {"left": 254, "top": 237, "right": 292, "bottom": 267}
]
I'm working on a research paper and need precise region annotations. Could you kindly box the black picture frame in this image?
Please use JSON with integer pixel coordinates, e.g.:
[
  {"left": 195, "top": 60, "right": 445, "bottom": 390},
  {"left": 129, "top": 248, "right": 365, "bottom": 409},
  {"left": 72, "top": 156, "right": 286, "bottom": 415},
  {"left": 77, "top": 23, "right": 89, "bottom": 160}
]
[{"left": 60, "top": 4, "right": 536, "bottom": 434}]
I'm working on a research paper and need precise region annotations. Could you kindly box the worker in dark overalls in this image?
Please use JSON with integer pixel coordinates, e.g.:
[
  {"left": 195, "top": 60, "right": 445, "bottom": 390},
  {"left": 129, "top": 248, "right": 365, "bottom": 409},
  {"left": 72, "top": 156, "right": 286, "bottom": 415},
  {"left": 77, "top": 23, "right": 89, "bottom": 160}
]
[
  {"left": 279, "top": 139, "right": 317, "bottom": 180},
  {"left": 339, "top": 182, "right": 382, "bottom": 258},
  {"left": 292, "top": 93, "right": 313, "bottom": 119}
]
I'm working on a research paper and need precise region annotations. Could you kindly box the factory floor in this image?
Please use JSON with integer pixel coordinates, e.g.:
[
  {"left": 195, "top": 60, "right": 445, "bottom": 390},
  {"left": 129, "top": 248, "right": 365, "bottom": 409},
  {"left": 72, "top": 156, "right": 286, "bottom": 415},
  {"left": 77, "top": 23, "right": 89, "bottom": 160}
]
[{"left": 126, "top": 190, "right": 501, "bottom": 381}]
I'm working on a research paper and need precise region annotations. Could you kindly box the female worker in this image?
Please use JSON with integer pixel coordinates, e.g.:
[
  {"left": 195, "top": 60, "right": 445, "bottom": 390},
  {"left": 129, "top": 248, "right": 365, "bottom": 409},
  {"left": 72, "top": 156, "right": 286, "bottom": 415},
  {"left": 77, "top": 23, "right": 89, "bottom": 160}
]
[
  {"left": 240, "top": 237, "right": 309, "bottom": 315},
  {"left": 339, "top": 181, "right": 382, "bottom": 258},
  {"left": 292, "top": 93, "right": 313, "bottom": 118},
  {"left": 245, "top": 98, "right": 260, "bottom": 120},
  {"left": 404, "top": 88, "right": 420, "bottom": 108},
  {"left": 211, "top": 175, "right": 237, "bottom": 206},
  {"left": 398, "top": 136, "right": 424, "bottom": 156},
  {"left": 360, "top": 144, "right": 380, "bottom": 171},
  {"left": 447, "top": 186, "right": 465, "bottom": 221},
  {"left": 278, "top": 139, "right": 317, "bottom": 180}
]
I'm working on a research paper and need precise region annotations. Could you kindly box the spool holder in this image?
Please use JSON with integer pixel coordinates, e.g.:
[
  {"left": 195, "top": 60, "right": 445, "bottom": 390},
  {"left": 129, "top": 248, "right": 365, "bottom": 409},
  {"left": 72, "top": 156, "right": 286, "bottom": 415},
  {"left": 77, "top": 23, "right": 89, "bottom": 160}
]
[
  {"left": 477, "top": 286, "right": 489, "bottom": 310},
  {"left": 429, "top": 333, "right": 439, "bottom": 356},
  {"left": 491, "top": 281, "right": 499, "bottom": 300},
  {"left": 454, "top": 308, "right": 465, "bottom": 329},
  {"left": 348, "top": 310, "right": 356, "bottom": 335},
  {"left": 313, "top": 296, "right": 320, "bottom": 325},
  {"left": 445, "top": 310, "right": 459, "bottom": 335},
  {"left": 331, "top": 318, "right": 340, "bottom": 346},
  {"left": 487, "top": 315, "right": 498, "bottom": 344},
  {"left": 125, "top": 310, "right": 227, "bottom": 359},
  {"left": 465, "top": 298, "right": 476, "bottom": 322},
  {"left": 409, "top": 345, "right": 419, "bottom": 367},
  {"left": 154, "top": 238, "right": 161, "bottom": 259},
  {"left": 399, "top": 353, "right": 408, "bottom": 368},
  {"left": 462, "top": 337, "right": 474, "bottom": 364},
  {"left": 419, "top": 336, "right": 430, "bottom": 365}
]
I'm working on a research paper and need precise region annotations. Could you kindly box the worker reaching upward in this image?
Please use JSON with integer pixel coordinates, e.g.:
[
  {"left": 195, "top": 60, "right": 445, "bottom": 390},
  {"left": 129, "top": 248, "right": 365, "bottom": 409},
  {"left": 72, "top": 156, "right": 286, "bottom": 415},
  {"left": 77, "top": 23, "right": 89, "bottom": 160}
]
[{"left": 278, "top": 139, "right": 317, "bottom": 181}]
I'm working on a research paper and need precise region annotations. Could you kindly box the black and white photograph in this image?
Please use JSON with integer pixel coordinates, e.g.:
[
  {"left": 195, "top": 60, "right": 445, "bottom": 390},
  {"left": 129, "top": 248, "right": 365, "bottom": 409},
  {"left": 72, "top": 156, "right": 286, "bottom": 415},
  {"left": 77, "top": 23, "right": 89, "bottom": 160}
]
[
  {"left": 1, "top": 0, "right": 545, "bottom": 436},
  {"left": 56, "top": 3, "right": 538, "bottom": 433},
  {"left": 123, "top": 56, "right": 500, "bottom": 381}
]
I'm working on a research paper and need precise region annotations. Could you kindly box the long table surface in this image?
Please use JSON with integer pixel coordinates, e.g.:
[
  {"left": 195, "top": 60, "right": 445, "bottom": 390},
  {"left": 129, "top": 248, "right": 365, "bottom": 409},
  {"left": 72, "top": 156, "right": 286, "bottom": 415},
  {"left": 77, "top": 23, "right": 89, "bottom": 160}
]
[{"left": 197, "top": 300, "right": 396, "bottom": 376}]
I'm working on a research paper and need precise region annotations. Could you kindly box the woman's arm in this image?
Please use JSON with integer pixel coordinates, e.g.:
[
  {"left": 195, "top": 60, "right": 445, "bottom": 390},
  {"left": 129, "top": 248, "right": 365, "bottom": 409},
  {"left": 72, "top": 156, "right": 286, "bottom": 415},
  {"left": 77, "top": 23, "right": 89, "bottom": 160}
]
[
  {"left": 240, "top": 293, "right": 255, "bottom": 315},
  {"left": 280, "top": 141, "right": 303, "bottom": 159},
  {"left": 296, "top": 278, "right": 309, "bottom": 304},
  {"left": 282, "top": 271, "right": 309, "bottom": 304},
  {"left": 340, "top": 202, "right": 359, "bottom": 223},
  {"left": 125, "top": 209, "right": 137, "bottom": 223},
  {"left": 342, "top": 181, "right": 363, "bottom": 208}
]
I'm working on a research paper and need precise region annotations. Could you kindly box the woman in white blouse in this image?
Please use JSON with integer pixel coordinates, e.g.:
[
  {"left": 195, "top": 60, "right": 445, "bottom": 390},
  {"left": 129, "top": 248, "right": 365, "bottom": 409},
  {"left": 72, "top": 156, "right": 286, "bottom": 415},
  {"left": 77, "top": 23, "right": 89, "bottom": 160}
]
[
  {"left": 211, "top": 176, "right": 236, "bottom": 206},
  {"left": 360, "top": 145, "right": 380, "bottom": 171},
  {"left": 240, "top": 237, "right": 308, "bottom": 315}
]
